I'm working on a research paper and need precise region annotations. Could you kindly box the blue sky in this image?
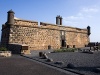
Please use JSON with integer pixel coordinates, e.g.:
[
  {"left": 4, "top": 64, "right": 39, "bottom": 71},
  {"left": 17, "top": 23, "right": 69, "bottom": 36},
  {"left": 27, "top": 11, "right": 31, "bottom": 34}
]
[{"left": 0, "top": 0, "right": 100, "bottom": 42}]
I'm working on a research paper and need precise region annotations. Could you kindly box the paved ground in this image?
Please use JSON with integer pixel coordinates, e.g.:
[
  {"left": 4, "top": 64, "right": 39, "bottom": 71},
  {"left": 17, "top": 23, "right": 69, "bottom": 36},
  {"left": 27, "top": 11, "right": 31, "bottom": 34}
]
[
  {"left": 0, "top": 55, "right": 71, "bottom": 75},
  {"left": 25, "top": 50, "right": 100, "bottom": 75}
]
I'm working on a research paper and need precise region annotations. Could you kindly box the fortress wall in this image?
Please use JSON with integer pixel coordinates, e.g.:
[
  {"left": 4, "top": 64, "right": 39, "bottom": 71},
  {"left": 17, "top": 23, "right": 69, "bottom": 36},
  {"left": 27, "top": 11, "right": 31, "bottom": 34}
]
[
  {"left": 7, "top": 20, "right": 89, "bottom": 50},
  {"left": 1, "top": 10, "right": 90, "bottom": 53},
  {"left": 40, "top": 22, "right": 89, "bottom": 48},
  {"left": 64, "top": 27, "right": 89, "bottom": 48},
  {"left": 65, "top": 32, "right": 89, "bottom": 48},
  {"left": 9, "top": 25, "right": 61, "bottom": 50},
  {"left": 1, "top": 20, "right": 89, "bottom": 50}
]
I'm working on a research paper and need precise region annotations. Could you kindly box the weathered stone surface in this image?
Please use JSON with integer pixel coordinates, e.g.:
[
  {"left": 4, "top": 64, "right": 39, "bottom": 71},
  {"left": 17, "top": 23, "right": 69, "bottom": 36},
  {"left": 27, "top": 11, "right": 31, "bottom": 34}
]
[
  {"left": 0, "top": 51, "right": 11, "bottom": 57},
  {"left": 14, "top": 19, "right": 38, "bottom": 27},
  {"left": 6, "top": 22, "right": 89, "bottom": 50}
]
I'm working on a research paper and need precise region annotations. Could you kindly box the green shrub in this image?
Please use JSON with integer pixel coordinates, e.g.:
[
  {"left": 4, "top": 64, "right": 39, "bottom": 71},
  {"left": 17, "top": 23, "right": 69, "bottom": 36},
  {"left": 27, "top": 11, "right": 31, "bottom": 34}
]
[
  {"left": 54, "top": 48, "right": 77, "bottom": 52},
  {"left": 54, "top": 49, "right": 63, "bottom": 52},
  {"left": 98, "top": 46, "right": 100, "bottom": 49},
  {"left": 0, "top": 47, "right": 8, "bottom": 51}
]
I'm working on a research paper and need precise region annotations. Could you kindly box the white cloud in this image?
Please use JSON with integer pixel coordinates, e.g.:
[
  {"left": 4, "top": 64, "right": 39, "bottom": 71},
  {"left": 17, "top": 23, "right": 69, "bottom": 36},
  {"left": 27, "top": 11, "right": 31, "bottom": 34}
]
[
  {"left": 66, "top": 15, "right": 84, "bottom": 20},
  {"left": 63, "top": 6, "right": 99, "bottom": 27},
  {"left": 77, "top": 13, "right": 83, "bottom": 16},
  {"left": 67, "top": 16, "right": 77, "bottom": 19},
  {"left": 81, "top": 7, "right": 99, "bottom": 13},
  {"left": 63, "top": 20, "right": 78, "bottom": 26}
]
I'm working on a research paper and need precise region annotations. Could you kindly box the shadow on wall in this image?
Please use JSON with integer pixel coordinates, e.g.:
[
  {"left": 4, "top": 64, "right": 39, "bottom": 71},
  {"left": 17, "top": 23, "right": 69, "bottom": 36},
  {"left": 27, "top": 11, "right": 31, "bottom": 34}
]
[{"left": 8, "top": 44, "right": 22, "bottom": 54}]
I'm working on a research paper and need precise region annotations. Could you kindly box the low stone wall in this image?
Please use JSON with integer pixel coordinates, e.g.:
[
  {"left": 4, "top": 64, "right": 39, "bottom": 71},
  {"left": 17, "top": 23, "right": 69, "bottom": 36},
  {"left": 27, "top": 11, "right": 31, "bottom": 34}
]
[{"left": 0, "top": 51, "right": 11, "bottom": 57}]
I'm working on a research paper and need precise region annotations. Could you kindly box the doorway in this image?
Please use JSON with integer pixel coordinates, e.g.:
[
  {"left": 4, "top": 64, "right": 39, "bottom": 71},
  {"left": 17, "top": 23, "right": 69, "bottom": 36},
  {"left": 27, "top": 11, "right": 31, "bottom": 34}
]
[{"left": 61, "top": 40, "right": 65, "bottom": 47}]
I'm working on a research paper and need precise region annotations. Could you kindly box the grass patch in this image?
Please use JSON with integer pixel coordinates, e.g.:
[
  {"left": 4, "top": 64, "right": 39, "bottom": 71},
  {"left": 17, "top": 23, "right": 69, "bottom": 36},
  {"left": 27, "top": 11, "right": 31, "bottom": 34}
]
[{"left": 54, "top": 48, "right": 77, "bottom": 52}]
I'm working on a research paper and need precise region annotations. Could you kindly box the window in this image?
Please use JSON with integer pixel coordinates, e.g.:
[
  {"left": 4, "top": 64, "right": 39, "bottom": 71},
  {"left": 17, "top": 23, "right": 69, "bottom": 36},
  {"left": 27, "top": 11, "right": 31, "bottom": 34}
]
[{"left": 61, "top": 31, "right": 65, "bottom": 35}]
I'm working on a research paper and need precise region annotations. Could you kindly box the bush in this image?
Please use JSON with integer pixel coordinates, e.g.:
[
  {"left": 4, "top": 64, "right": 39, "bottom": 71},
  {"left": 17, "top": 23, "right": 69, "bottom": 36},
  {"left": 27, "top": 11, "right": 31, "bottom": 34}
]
[
  {"left": 98, "top": 46, "right": 100, "bottom": 49},
  {"left": 0, "top": 47, "right": 8, "bottom": 51}
]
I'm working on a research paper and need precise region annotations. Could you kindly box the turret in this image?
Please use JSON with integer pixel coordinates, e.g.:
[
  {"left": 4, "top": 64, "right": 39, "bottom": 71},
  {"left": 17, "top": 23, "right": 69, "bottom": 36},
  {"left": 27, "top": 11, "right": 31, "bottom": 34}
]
[
  {"left": 6, "top": 10, "right": 15, "bottom": 25},
  {"left": 87, "top": 26, "right": 91, "bottom": 36},
  {"left": 60, "top": 16, "right": 62, "bottom": 25},
  {"left": 56, "top": 15, "right": 63, "bottom": 25},
  {"left": 56, "top": 15, "right": 60, "bottom": 25}
]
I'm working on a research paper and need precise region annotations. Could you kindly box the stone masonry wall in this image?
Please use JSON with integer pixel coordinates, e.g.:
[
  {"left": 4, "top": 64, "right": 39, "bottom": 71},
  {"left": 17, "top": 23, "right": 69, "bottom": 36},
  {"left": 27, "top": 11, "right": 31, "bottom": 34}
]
[
  {"left": 8, "top": 19, "right": 89, "bottom": 50},
  {"left": 9, "top": 24, "right": 61, "bottom": 50},
  {"left": 1, "top": 24, "right": 10, "bottom": 47},
  {"left": 14, "top": 19, "right": 38, "bottom": 27},
  {"left": 65, "top": 32, "right": 89, "bottom": 48},
  {"left": 40, "top": 22, "right": 89, "bottom": 48}
]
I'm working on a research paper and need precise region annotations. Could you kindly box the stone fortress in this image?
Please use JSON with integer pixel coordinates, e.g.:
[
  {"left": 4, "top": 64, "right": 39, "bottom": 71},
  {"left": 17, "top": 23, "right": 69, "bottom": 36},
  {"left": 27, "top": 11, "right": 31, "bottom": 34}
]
[{"left": 1, "top": 10, "right": 91, "bottom": 54}]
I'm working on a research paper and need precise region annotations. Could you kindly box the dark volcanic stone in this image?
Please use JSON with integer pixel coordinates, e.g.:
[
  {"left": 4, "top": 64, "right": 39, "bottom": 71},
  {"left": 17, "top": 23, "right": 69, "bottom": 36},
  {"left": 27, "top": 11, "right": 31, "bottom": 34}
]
[
  {"left": 42, "top": 53, "right": 48, "bottom": 59},
  {"left": 67, "top": 63, "right": 75, "bottom": 69},
  {"left": 93, "top": 68, "right": 100, "bottom": 73},
  {"left": 46, "top": 58, "right": 53, "bottom": 62},
  {"left": 54, "top": 61, "right": 64, "bottom": 65},
  {"left": 39, "top": 52, "right": 44, "bottom": 57}
]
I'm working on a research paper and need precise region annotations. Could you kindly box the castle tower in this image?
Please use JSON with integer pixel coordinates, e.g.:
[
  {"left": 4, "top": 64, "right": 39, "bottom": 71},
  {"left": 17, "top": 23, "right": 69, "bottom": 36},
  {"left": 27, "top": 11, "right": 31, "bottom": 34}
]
[
  {"left": 87, "top": 26, "right": 91, "bottom": 36},
  {"left": 56, "top": 15, "right": 60, "bottom": 25},
  {"left": 6, "top": 10, "right": 15, "bottom": 25},
  {"left": 56, "top": 15, "right": 62, "bottom": 25},
  {"left": 60, "top": 16, "right": 62, "bottom": 25}
]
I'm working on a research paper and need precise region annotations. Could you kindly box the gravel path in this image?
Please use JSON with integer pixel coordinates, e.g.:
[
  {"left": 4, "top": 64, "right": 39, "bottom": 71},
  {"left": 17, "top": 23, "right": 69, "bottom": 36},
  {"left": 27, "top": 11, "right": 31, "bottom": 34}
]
[
  {"left": 46, "top": 52, "right": 100, "bottom": 75},
  {"left": 26, "top": 51, "right": 100, "bottom": 75}
]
